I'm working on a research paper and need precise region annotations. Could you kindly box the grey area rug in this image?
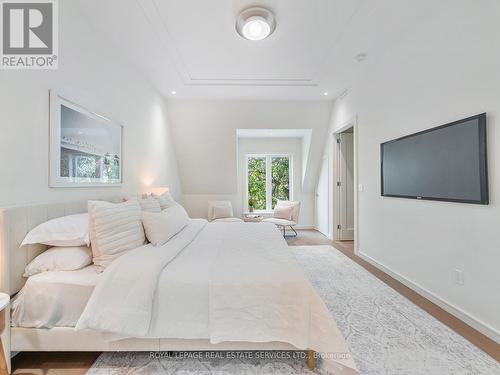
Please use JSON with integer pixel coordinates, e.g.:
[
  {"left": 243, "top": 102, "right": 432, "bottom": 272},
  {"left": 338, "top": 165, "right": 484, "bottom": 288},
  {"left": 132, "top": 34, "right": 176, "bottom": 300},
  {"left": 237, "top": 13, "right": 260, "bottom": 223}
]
[{"left": 87, "top": 246, "right": 500, "bottom": 375}]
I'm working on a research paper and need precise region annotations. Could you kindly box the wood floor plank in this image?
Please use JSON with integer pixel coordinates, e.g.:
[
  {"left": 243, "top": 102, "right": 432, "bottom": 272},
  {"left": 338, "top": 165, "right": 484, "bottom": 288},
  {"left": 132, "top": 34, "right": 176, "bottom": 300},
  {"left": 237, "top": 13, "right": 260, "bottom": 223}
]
[{"left": 12, "top": 352, "right": 100, "bottom": 375}]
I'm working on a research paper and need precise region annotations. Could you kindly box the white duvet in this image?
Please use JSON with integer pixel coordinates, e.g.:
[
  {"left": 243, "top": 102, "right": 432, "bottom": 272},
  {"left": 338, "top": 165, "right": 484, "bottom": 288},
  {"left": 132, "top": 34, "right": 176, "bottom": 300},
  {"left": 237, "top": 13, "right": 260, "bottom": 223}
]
[{"left": 76, "top": 220, "right": 357, "bottom": 374}]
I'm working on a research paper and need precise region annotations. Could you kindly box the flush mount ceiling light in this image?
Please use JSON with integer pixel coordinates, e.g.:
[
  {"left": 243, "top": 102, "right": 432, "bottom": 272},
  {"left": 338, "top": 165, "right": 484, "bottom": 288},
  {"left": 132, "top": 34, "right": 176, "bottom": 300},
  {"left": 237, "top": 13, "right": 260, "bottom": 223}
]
[{"left": 236, "top": 7, "right": 276, "bottom": 41}]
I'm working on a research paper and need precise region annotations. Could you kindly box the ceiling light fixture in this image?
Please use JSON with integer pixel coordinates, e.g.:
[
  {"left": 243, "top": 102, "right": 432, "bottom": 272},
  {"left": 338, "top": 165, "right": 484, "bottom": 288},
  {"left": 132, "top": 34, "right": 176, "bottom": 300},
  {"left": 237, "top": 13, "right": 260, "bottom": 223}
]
[
  {"left": 323, "top": 92, "right": 329, "bottom": 96},
  {"left": 236, "top": 7, "right": 276, "bottom": 41},
  {"left": 171, "top": 91, "right": 177, "bottom": 95}
]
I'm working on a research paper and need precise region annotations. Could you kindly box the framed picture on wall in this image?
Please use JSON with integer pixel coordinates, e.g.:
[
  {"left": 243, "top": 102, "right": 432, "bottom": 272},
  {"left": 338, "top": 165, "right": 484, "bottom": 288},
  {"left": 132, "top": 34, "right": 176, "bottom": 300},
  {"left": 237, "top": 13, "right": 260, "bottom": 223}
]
[{"left": 49, "top": 91, "right": 123, "bottom": 187}]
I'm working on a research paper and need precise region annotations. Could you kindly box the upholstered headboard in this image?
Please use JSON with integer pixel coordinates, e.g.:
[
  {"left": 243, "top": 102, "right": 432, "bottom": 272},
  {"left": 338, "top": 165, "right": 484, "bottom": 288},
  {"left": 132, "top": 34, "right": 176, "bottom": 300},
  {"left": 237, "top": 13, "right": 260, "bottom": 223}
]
[{"left": 0, "top": 197, "right": 121, "bottom": 296}]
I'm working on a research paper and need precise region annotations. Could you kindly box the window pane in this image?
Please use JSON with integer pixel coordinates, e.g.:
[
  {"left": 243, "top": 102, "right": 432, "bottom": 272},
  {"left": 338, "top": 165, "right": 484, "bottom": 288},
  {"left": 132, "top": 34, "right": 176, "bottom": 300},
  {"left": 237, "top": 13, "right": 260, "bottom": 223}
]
[
  {"left": 103, "top": 153, "right": 120, "bottom": 179},
  {"left": 247, "top": 157, "right": 266, "bottom": 210},
  {"left": 271, "top": 157, "right": 290, "bottom": 208}
]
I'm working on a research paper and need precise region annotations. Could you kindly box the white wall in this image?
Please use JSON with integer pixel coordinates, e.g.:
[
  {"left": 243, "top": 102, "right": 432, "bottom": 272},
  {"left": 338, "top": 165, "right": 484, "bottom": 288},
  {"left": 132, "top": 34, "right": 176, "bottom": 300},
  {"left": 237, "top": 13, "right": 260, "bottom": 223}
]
[
  {"left": 168, "top": 100, "right": 332, "bottom": 225},
  {"left": 0, "top": 0, "right": 181, "bottom": 206},
  {"left": 319, "top": 1, "right": 500, "bottom": 341},
  {"left": 180, "top": 137, "right": 314, "bottom": 226}
]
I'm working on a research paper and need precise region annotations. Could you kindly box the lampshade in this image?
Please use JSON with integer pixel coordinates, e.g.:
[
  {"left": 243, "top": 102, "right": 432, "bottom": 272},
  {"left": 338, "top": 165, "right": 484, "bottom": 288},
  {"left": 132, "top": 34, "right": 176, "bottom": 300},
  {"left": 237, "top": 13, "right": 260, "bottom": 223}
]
[{"left": 151, "top": 187, "right": 169, "bottom": 196}]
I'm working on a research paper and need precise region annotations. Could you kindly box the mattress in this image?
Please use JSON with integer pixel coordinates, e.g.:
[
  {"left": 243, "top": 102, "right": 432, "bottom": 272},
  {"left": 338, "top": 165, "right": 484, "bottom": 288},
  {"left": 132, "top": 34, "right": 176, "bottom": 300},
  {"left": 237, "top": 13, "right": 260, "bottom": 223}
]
[{"left": 12, "top": 265, "right": 101, "bottom": 328}]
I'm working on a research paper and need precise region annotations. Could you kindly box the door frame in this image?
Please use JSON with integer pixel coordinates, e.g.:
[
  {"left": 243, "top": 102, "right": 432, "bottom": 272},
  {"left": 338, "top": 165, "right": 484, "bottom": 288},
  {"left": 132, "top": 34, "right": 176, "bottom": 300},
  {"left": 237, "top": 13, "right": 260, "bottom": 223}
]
[
  {"left": 315, "top": 155, "right": 330, "bottom": 237},
  {"left": 331, "top": 116, "right": 359, "bottom": 254}
]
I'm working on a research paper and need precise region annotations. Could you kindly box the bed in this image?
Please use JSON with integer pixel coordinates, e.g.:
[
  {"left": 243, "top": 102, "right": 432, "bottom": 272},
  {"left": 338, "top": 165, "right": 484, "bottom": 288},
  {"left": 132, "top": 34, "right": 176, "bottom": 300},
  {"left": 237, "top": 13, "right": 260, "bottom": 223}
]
[{"left": 0, "top": 199, "right": 358, "bottom": 374}]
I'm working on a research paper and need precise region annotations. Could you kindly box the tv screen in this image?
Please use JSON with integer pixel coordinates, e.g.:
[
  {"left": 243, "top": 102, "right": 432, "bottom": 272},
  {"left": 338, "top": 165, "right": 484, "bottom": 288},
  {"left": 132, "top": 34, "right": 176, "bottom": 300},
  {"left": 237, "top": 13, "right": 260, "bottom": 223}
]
[{"left": 381, "top": 113, "right": 488, "bottom": 204}]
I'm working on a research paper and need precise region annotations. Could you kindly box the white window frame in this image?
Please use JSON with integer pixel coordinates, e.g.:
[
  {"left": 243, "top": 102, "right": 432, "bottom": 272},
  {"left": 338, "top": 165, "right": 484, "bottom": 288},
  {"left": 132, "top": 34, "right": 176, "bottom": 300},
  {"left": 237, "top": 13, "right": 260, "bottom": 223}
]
[{"left": 245, "top": 153, "right": 293, "bottom": 212}]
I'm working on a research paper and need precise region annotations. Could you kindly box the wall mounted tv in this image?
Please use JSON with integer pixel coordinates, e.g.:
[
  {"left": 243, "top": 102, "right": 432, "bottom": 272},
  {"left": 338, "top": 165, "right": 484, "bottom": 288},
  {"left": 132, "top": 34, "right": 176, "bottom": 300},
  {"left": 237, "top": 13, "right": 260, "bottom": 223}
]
[{"left": 381, "top": 113, "right": 488, "bottom": 204}]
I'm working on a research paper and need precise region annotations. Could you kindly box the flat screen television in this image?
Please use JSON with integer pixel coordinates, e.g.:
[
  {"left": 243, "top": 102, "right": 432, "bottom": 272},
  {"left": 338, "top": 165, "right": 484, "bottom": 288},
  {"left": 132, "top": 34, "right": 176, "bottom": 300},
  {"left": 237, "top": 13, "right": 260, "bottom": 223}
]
[{"left": 381, "top": 113, "right": 488, "bottom": 204}]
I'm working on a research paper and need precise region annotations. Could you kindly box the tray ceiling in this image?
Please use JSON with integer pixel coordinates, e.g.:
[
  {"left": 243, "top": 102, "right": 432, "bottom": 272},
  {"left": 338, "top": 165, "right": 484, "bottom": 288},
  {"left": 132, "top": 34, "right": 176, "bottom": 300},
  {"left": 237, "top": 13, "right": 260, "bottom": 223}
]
[{"left": 75, "top": 0, "right": 434, "bottom": 99}]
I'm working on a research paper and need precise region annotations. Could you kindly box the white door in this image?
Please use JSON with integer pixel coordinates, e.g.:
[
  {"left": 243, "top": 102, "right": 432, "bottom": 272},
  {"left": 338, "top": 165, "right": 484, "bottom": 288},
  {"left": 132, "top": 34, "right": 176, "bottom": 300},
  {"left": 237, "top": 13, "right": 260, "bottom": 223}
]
[
  {"left": 316, "top": 156, "right": 329, "bottom": 236},
  {"left": 337, "top": 132, "right": 354, "bottom": 240}
]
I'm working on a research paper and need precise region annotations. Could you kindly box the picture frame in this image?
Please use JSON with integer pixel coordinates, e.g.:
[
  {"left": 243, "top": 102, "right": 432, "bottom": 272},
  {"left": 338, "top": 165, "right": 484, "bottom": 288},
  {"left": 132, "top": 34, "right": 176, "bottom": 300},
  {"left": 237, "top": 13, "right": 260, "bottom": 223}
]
[{"left": 49, "top": 91, "right": 123, "bottom": 187}]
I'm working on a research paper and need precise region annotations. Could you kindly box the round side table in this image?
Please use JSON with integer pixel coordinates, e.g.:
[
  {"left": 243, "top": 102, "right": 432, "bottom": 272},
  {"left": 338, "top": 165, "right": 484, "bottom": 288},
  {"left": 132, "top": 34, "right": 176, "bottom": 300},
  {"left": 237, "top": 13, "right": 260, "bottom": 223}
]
[{"left": 243, "top": 215, "right": 264, "bottom": 223}]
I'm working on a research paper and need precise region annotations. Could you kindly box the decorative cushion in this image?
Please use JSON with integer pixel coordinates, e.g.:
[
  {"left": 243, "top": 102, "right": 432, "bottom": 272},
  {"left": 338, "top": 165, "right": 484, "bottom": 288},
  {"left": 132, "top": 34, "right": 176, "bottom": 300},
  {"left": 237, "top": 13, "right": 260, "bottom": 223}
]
[
  {"left": 273, "top": 205, "right": 293, "bottom": 220},
  {"left": 24, "top": 246, "right": 92, "bottom": 277},
  {"left": 142, "top": 204, "right": 189, "bottom": 246},
  {"left": 208, "top": 201, "right": 234, "bottom": 221},
  {"left": 21, "top": 213, "right": 90, "bottom": 247},
  {"left": 137, "top": 197, "right": 161, "bottom": 213},
  {"left": 152, "top": 191, "right": 176, "bottom": 210},
  {"left": 275, "top": 200, "right": 301, "bottom": 222},
  {"left": 212, "top": 205, "right": 233, "bottom": 220},
  {"left": 262, "top": 217, "right": 296, "bottom": 226},
  {"left": 88, "top": 199, "right": 146, "bottom": 268}
]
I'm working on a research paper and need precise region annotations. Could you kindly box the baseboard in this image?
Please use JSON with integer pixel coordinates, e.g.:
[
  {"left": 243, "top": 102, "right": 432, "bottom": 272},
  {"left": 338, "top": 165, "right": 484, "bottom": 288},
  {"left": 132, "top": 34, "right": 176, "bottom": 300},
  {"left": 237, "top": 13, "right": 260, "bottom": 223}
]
[
  {"left": 312, "top": 226, "right": 331, "bottom": 238},
  {"left": 295, "top": 225, "right": 314, "bottom": 230},
  {"left": 358, "top": 251, "right": 500, "bottom": 344}
]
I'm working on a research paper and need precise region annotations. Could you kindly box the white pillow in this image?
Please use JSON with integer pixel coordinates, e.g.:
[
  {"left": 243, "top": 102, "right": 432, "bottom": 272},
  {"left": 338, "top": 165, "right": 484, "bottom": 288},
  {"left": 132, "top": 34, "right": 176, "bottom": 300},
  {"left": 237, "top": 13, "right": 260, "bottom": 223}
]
[
  {"left": 88, "top": 199, "right": 146, "bottom": 268},
  {"left": 212, "top": 205, "right": 232, "bottom": 219},
  {"left": 273, "top": 205, "right": 293, "bottom": 220},
  {"left": 137, "top": 196, "right": 161, "bottom": 213},
  {"left": 21, "top": 213, "right": 90, "bottom": 247},
  {"left": 142, "top": 204, "right": 189, "bottom": 246},
  {"left": 23, "top": 246, "right": 92, "bottom": 277},
  {"left": 152, "top": 191, "right": 176, "bottom": 210}
]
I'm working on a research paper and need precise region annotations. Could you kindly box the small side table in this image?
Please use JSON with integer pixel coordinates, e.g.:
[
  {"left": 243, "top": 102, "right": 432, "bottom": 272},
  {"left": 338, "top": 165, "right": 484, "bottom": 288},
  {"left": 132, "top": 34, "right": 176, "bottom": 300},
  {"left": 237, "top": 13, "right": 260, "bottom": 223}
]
[
  {"left": 0, "top": 293, "right": 9, "bottom": 375},
  {"left": 243, "top": 214, "right": 263, "bottom": 223}
]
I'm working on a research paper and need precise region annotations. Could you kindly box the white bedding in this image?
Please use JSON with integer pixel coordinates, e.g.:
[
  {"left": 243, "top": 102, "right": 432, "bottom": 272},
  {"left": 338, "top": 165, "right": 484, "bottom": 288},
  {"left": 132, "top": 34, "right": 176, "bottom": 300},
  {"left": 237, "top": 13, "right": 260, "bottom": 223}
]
[
  {"left": 14, "top": 219, "right": 357, "bottom": 373},
  {"left": 76, "top": 219, "right": 208, "bottom": 335},
  {"left": 12, "top": 265, "right": 101, "bottom": 328},
  {"left": 76, "top": 219, "right": 357, "bottom": 373}
]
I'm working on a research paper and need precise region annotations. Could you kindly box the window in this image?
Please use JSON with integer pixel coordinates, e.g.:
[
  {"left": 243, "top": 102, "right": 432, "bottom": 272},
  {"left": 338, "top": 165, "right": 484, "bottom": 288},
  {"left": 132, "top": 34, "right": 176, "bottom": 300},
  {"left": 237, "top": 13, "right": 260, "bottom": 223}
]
[
  {"left": 246, "top": 154, "right": 291, "bottom": 211},
  {"left": 61, "top": 150, "right": 120, "bottom": 180}
]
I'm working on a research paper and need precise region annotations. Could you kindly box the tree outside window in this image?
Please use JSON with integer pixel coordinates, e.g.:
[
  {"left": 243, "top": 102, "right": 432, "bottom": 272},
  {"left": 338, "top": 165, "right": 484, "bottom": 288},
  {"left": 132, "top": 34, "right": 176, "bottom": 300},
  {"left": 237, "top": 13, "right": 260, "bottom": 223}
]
[
  {"left": 271, "top": 157, "right": 290, "bottom": 208},
  {"left": 247, "top": 157, "right": 266, "bottom": 210},
  {"left": 247, "top": 155, "right": 291, "bottom": 211}
]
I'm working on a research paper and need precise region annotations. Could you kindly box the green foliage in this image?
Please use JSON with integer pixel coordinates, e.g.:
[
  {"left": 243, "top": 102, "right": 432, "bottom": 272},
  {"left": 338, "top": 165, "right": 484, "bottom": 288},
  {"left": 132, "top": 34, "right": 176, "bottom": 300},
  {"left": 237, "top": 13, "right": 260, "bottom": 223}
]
[
  {"left": 271, "top": 157, "right": 290, "bottom": 208},
  {"left": 247, "top": 157, "right": 266, "bottom": 210},
  {"left": 103, "top": 153, "right": 120, "bottom": 180},
  {"left": 248, "top": 197, "right": 257, "bottom": 209},
  {"left": 76, "top": 156, "right": 98, "bottom": 178},
  {"left": 247, "top": 156, "right": 290, "bottom": 210},
  {"left": 75, "top": 153, "right": 120, "bottom": 180}
]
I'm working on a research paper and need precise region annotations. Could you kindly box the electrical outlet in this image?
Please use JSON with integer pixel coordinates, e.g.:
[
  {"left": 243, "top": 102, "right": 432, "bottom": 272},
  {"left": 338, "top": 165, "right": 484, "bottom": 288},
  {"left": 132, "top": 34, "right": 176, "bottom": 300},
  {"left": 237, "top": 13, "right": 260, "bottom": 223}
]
[{"left": 454, "top": 269, "right": 464, "bottom": 285}]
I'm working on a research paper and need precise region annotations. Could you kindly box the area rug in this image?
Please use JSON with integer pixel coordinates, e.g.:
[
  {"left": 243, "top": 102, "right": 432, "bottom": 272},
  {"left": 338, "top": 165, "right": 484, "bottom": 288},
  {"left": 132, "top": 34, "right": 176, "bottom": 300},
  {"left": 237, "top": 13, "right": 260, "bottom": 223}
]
[{"left": 86, "top": 246, "right": 500, "bottom": 375}]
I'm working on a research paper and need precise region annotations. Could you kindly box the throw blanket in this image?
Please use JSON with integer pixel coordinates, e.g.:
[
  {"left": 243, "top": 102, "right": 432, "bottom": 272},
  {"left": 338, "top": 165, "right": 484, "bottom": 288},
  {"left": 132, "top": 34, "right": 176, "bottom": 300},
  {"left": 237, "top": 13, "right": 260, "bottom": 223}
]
[
  {"left": 76, "top": 219, "right": 207, "bottom": 335},
  {"left": 77, "top": 220, "right": 357, "bottom": 374}
]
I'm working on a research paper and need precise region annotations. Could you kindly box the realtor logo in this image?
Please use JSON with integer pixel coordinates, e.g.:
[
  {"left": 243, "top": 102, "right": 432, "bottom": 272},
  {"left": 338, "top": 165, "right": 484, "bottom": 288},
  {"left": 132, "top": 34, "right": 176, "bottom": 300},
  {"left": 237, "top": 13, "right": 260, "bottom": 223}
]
[{"left": 1, "top": 0, "right": 58, "bottom": 69}]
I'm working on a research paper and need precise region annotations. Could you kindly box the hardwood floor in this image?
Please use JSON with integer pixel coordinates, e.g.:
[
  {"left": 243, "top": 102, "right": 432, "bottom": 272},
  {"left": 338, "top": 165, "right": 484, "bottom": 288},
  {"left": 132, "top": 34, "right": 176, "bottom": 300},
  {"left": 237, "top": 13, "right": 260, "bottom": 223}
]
[
  {"left": 287, "top": 230, "right": 500, "bottom": 362},
  {"left": 11, "top": 352, "right": 100, "bottom": 375},
  {"left": 11, "top": 229, "right": 498, "bottom": 374}
]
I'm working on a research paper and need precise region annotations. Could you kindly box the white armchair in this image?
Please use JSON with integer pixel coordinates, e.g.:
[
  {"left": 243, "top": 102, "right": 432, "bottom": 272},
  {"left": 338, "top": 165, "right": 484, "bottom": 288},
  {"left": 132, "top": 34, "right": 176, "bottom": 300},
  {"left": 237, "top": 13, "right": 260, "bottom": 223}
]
[
  {"left": 262, "top": 200, "right": 301, "bottom": 237},
  {"left": 207, "top": 201, "right": 243, "bottom": 222}
]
